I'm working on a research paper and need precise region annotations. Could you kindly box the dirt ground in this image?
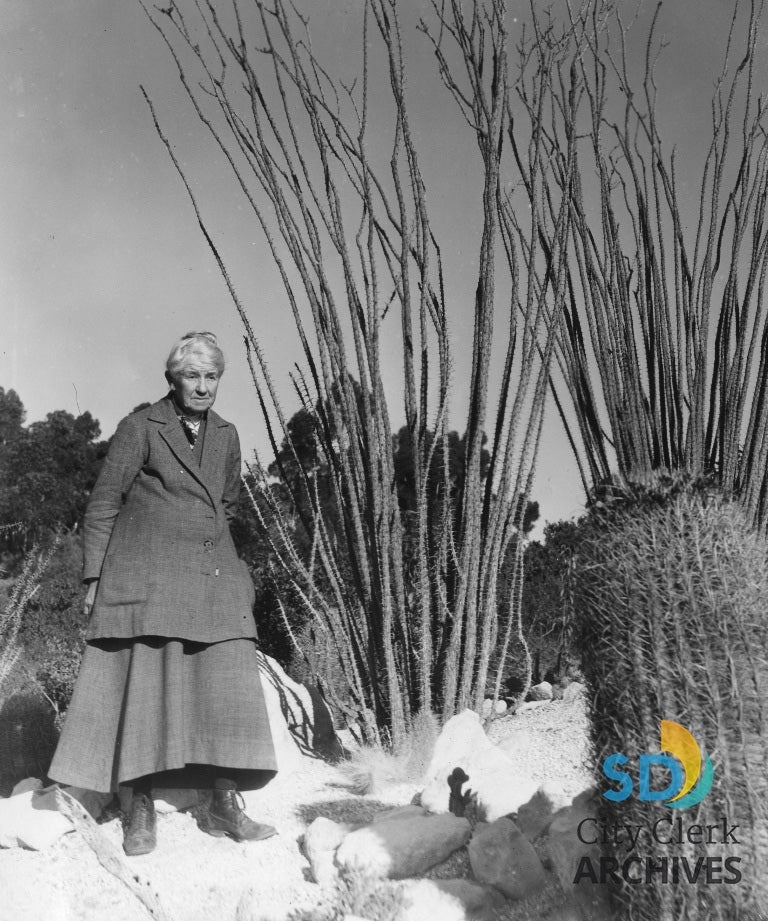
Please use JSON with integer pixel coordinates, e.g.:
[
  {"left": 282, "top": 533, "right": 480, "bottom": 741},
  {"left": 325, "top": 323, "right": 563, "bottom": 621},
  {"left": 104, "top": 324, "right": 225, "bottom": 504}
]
[{"left": 0, "top": 696, "right": 592, "bottom": 921}]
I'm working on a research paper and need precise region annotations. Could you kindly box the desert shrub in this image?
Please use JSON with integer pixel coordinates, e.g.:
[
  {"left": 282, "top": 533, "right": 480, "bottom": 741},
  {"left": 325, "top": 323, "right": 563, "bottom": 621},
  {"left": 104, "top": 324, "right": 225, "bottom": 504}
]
[
  {"left": 338, "top": 711, "right": 440, "bottom": 795},
  {"left": 570, "top": 480, "right": 768, "bottom": 919},
  {"left": 9, "top": 532, "right": 88, "bottom": 716},
  {"left": 35, "top": 634, "right": 84, "bottom": 718},
  {"left": 18, "top": 531, "right": 87, "bottom": 665}
]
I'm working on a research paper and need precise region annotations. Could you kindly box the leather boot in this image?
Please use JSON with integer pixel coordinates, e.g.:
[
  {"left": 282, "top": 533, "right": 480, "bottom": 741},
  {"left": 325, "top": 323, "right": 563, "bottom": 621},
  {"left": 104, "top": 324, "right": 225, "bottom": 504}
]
[
  {"left": 198, "top": 784, "right": 276, "bottom": 842},
  {"left": 123, "top": 793, "right": 156, "bottom": 857}
]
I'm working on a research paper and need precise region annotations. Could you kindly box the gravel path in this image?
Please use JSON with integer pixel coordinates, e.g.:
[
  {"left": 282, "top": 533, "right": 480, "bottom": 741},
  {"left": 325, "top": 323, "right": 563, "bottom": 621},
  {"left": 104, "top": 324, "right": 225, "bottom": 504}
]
[{"left": 0, "top": 695, "right": 593, "bottom": 921}]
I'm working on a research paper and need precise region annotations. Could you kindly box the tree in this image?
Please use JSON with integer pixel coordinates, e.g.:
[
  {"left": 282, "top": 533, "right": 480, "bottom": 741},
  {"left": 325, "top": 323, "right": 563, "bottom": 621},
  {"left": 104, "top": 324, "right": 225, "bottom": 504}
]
[
  {"left": 0, "top": 389, "right": 25, "bottom": 447},
  {"left": 0, "top": 401, "right": 107, "bottom": 554},
  {"left": 144, "top": 0, "right": 585, "bottom": 743}
]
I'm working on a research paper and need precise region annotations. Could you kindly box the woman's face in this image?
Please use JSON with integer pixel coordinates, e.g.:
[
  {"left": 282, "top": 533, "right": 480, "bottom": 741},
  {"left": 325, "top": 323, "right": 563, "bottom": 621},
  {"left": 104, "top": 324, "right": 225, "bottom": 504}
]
[{"left": 170, "top": 355, "right": 221, "bottom": 417}]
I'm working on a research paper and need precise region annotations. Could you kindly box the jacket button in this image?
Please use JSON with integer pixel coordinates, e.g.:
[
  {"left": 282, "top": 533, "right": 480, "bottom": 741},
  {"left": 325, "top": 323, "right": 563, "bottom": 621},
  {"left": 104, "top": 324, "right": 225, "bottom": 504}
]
[{"left": 203, "top": 539, "right": 213, "bottom": 550}]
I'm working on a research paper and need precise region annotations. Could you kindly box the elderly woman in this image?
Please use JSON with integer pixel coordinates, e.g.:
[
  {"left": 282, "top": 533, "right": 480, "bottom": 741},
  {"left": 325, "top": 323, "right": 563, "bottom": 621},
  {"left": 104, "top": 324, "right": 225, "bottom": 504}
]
[{"left": 49, "top": 331, "right": 277, "bottom": 856}]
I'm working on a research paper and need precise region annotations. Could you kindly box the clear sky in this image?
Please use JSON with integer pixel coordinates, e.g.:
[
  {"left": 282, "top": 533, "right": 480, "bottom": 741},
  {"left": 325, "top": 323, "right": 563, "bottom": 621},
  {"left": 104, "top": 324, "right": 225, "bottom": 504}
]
[{"left": 1, "top": 0, "right": 757, "bottom": 536}]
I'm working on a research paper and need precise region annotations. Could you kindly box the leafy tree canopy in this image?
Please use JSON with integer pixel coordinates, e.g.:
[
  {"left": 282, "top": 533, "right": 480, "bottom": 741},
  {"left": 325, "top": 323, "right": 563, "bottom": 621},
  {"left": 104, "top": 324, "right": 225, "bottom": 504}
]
[{"left": 0, "top": 393, "right": 107, "bottom": 555}]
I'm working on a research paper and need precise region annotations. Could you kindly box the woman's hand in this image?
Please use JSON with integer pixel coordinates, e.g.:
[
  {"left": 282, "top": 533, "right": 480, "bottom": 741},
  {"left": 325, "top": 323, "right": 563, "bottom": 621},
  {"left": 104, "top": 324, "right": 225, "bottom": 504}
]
[{"left": 83, "top": 580, "right": 99, "bottom": 617}]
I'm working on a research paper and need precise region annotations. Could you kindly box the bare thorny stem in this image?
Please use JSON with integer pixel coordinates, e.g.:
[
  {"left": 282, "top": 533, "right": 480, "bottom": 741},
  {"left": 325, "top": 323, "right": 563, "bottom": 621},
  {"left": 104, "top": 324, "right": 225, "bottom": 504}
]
[
  {"left": 516, "top": 0, "right": 768, "bottom": 529},
  {"left": 142, "top": 0, "right": 581, "bottom": 742}
]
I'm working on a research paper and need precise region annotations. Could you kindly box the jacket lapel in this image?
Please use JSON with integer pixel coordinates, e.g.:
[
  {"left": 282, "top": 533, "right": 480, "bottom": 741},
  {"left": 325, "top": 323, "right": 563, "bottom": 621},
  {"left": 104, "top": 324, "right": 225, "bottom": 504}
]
[
  {"left": 200, "top": 409, "right": 228, "bottom": 489},
  {"left": 152, "top": 396, "right": 221, "bottom": 506}
]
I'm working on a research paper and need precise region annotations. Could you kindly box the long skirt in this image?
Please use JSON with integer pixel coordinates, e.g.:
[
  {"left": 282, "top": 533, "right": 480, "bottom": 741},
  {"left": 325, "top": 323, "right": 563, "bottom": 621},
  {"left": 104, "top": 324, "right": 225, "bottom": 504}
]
[{"left": 48, "top": 636, "right": 278, "bottom": 794}]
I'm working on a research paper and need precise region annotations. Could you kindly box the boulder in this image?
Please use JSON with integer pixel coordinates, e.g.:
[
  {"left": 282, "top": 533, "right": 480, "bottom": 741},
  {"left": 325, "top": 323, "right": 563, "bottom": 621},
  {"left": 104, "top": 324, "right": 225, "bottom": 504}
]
[
  {"left": 420, "top": 710, "right": 539, "bottom": 821},
  {"left": 303, "top": 816, "right": 353, "bottom": 885},
  {"left": 468, "top": 817, "right": 547, "bottom": 901},
  {"left": 335, "top": 813, "right": 471, "bottom": 879},
  {"left": 401, "top": 879, "right": 507, "bottom": 921},
  {"left": 545, "top": 788, "right": 614, "bottom": 920},
  {"left": 515, "top": 782, "right": 570, "bottom": 842},
  {"left": 0, "top": 788, "right": 72, "bottom": 850},
  {"left": 257, "top": 652, "right": 342, "bottom": 763},
  {"left": 372, "top": 805, "right": 426, "bottom": 824},
  {"left": 527, "top": 681, "right": 553, "bottom": 702}
]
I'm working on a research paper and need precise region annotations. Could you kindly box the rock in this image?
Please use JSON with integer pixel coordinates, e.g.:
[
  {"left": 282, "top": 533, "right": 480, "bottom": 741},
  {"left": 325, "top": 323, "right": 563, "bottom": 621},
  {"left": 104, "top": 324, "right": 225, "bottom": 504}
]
[
  {"left": 303, "top": 816, "right": 352, "bottom": 885},
  {"left": 546, "top": 788, "right": 614, "bottom": 920},
  {"left": 335, "top": 813, "right": 471, "bottom": 879},
  {"left": 257, "top": 653, "right": 342, "bottom": 765},
  {"left": 420, "top": 710, "right": 539, "bottom": 821},
  {"left": 0, "top": 788, "right": 72, "bottom": 850},
  {"left": 563, "top": 682, "right": 585, "bottom": 701},
  {"left": 468, "top": 817, "right": 547, "bottom": 901},
  {"left": 256, "top": 654, "right": 314, "bottom": 774},
  {"left": 10, "top": 777, "right": 43, "bottom": 797},
  {"left": 493, "top": 699, "right": 507, "bottom": 715},
  {"left": 372, "top": 805, "right": 426, "bottom": 824},
  {"left": 527, "top": 681, "right": 553, "bottom": 701},
  {"left": 515, "top": 782, "right": 570, "bottom": 842},
  {"left": 401, "top": 878, "right": 507, "bottom": 921},
  {"left": 62, "top": 786, "right": 112, "bottom": 820}
]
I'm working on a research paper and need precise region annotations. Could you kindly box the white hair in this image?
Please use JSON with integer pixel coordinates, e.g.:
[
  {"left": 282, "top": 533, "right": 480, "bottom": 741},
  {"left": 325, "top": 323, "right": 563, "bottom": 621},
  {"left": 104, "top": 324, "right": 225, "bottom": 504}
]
[{"left": 165, "top": 331, "right": 225, "bottom": 379}]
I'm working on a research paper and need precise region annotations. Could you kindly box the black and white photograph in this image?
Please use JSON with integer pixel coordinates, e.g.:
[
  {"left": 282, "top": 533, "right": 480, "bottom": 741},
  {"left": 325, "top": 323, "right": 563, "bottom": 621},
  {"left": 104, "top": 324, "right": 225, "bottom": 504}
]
[{"left": 2, "top": 1, "right": 768, "bottom": 919}]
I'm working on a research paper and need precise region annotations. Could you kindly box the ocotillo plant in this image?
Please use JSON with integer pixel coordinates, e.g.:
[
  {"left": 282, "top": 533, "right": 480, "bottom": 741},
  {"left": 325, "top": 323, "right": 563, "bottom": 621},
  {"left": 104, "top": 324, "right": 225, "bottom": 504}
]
[
  {"left": 569, "top": 479, "right": 768, "bottom": 920},
  {"left": 142, "top": 0, "right": 589, "bottom": 743},
  {"left": 510, "top": 0, "right": 768, "bottom": 529}
]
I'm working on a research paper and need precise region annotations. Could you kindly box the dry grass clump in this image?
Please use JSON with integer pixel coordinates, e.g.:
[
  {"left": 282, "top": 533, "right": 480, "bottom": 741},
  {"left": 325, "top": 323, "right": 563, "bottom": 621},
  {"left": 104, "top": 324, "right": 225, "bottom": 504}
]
[
  {"left": 285, "top": 868, "right": 405, "bottom": 921},
  {"left": 570, "top": 483, "right": 768, "bottom": 920},
  {"left": 338, "top": 711, "right": 440, "bottom": 795}
]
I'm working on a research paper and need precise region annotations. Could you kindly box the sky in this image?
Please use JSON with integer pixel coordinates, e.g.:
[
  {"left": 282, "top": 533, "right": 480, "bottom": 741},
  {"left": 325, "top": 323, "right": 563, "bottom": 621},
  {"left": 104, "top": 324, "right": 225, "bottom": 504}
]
[{"left": 1, "top": 0, "right": 759, "bottom": 537}]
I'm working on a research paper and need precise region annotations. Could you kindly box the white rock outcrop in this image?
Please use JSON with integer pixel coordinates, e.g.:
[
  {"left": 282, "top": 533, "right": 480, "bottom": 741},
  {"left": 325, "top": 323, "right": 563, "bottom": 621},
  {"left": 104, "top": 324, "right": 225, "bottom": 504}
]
[
  {"left": 0, "top": 788, "right": 72, "bottom": 850},
  {"left": 420, "top": 710, "right": 539, "bottom": 821}
]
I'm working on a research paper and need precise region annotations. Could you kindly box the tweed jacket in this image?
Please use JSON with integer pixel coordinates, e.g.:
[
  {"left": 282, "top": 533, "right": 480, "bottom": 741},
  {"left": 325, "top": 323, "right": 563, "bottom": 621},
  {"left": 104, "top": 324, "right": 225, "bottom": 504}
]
[{"left": 82, "top": 395, "right": 257, "bottom": 643}]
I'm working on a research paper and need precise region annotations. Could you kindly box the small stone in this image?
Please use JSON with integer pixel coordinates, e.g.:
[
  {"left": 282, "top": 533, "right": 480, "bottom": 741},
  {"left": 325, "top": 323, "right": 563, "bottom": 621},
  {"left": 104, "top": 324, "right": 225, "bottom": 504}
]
[
  {"left": 335, "top": 813, "right": 471, "bottom": 879},
  {"left": 468, "top": 817, "right": 547, "bottom": 901},
  {"left": 527, "top": 681, "right": 553, "bottom": 701},
  {"left": 303, "top": 816, "right": 352, "bottom": 885}
]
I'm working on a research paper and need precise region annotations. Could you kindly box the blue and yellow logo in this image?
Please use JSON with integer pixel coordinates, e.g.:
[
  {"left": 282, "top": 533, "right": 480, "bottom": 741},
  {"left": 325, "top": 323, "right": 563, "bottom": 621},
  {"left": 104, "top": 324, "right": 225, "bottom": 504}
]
[{"left": 602, "top": 720, "right": 714, "bottom": 808}]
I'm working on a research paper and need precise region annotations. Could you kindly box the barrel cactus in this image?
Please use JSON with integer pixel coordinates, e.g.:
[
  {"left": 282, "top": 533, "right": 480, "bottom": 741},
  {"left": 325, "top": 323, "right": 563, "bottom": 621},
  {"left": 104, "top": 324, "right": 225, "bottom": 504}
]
[{"left": 570, "top": 479, "right": 768, "bottom": 920}]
